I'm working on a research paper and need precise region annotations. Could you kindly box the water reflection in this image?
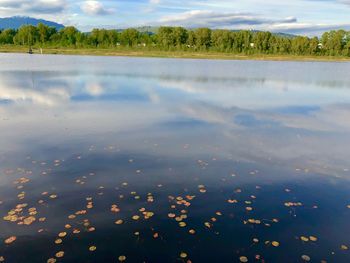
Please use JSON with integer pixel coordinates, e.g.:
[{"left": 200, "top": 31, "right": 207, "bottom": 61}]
[
  {"left": 0, "top": 54, "right": 350, "bottom": 262},
  {"left": 1, "top": 55, "right": 350, "bottom": 180}
]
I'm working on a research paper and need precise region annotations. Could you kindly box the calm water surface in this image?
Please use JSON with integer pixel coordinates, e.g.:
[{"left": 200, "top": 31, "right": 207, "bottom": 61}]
[{"left": 0, "top": 54, "right": 350, "bottom": 263}]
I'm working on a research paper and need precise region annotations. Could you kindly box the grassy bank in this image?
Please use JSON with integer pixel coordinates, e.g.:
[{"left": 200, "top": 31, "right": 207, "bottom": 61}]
[{"left": 1, "top": 45, "right": 350, "bottom": 62}]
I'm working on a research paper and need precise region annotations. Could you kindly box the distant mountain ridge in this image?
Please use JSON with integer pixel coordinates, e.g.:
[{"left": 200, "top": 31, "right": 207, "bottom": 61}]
[
  {"left": 0, "top": 16, "right": 65, "bottom": 30},
  {"left": 124, "top": 27, "right": 297, "bottom": 38}
]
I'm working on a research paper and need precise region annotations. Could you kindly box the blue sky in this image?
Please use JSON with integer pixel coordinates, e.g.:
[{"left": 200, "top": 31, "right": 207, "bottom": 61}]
[{"left": 0, "top": 0, "right": 350, "bottom": 35}]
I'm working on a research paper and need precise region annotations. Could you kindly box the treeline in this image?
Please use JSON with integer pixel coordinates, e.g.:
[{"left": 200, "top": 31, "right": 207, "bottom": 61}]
[{"left": 1, "top": 23, "right": 350, "bottom": 56}]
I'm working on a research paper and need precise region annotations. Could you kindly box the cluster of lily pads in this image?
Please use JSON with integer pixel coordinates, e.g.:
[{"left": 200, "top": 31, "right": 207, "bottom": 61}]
[{"left": 1, "top": 152, "right": 350, "bottom": 263}]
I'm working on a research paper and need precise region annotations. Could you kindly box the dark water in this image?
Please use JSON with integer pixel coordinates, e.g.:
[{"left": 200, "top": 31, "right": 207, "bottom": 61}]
[{"left": 0, "top": 54, "right": 350, "bottom": 263}]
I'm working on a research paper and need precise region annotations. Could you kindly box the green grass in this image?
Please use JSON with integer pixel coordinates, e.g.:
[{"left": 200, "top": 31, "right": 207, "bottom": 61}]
[{"left": 1, "top": 45, "right": 350, "bottom": 62}]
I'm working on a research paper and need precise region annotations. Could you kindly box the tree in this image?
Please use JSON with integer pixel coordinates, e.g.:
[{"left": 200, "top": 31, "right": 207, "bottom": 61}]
[
  {"left": 186, "top": 30, "right": 196, "bottom": 48},
  {"left": 89, "top": 28, "right": 100, "bottom": 47},
  {"left": 107, "top": 30, "right": 119, "bottom": 46},
  {"left": 309, "top": 37, "right": 320, "bottom": 55},
  {"left": 59, "top": 26, "right": 79, "bottom": 46},
  {"left": 231, "top": 31, "right": 252, "bottom": 53},
  {"left": 157, "top": 27, "right": 175, "bottom": 48},
  {"left": 254, "top": 31, "right": 272, "bottom": 53},
  {"left": 75, "top": 32, "right": 86, "bottom": 47},
  {"left": 211, "top": 30, "right": 232, "bottom": 51},
  {"left": 1, "top": 23, "right": 349, "bottom": 57},
  {"left": 13, "top": 25, "right": 38, "bottom": 46},
  {"left": 321, "top": 30, "right": 346, "bottom": 56},
  {"left": 0, "top": 29, "right": 16, "bottom": 44},
  {"left": 343, "top": 31, "right": 350, "bottom": 56},
  {"left": 173, "top": 27, "right": 188, "bottom": 47},
  {"left": 120, "top": 28, "right": 139, "bottom": 46},
  {"left": 279, "top": 37, "right": 292, "bottom": 54},
  {"left": 37, "top": 23, "right": 49, "bottom": 44},
  {"left": 139, "top": 32, "right": 151, "bottom": 47},
  {"left": 194, "top": 28, "right": 211, "bottom": 49},
  {"left": 291, "top": 36, "right": 310, "bottom": 55},
  {"left": 98, "top": 29, "right": 110, "bottom": 46}
]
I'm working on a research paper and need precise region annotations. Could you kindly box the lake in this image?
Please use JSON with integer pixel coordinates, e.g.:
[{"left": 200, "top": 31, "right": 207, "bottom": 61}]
[{"left": 0, "top": 54, "right": 350, "bottom": 263}]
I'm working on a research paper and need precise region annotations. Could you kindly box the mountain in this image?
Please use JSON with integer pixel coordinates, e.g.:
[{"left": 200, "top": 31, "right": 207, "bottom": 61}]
[
  {"left": 273, "top": 32, "right": 297, "bottom": 39},
  {"left": 134, "top": 26, "right": 159, "bottom": 34},
  {"left": 0, "top": 16, "right": 64, "bottom": 30},
  {"left": 111, "top": 27, "right": 158, "bottom": 35},
  {"left": 231, "top": 29, "right": 297, "bottom": 38}
]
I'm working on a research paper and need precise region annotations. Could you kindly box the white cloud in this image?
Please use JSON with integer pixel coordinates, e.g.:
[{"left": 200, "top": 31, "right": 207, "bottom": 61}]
[
  {"left": 0, "top": 0, "right": 67, "bottom": 14},
  {"left": 0, "top": 0, "right": 23, "bottom": 8},
  {"left": 157, "top": 10, "right": 297, "bottom": 28},
  {"left": 154, "top": 9, "right": 350, "bottom": 35},
  {"left": 0, "top": 0, "right": 349, "bottom": 35},
  {"left": 338, "top": 0, "right": 350, "bottom": 6},
  {"left": 81, "top": 1, "right": 114, "bottom": 16},
  {"left": 267, "top": 22, "right": 350, "bottom": 35},
  {"left": 0, "top": 83, "right": 70, "bottom": 106},
  {"left": 86, "top": 83, "right": 104, "bottom": 96}
]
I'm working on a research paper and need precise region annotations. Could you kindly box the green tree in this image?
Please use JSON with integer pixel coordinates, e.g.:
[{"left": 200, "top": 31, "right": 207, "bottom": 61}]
[
  {"left": 139, "top": 32, "right": 151, "bottom": 47},
  {"left": 343, "top": 31, "right": 350, "bottom": 56},
  {"left": 211, "top": 30, "right": 232, "bottom": 52},
  {"left": 120, "top": 28, "right": 139, "bottom": 46},
  {"left": 0, "top": 29, "right": 16, "bottom": 44},
  {"left": 186, "top": 30, "right": 196, "bottom": 48},
  {"left": 309, "top": 37, "right": 320, "bottom": 55},
  {"left": 99, "top": 29, "right": 110, "bottom": 46},
  {"left": 14, "top": 25, "right": 38, "bottom": 46},
  {"left": 89, "top": 28, "right": 100, "bottom": 47},
  {"left": 321, "top": 30, "right": 346, "bottom": 56},
  {"left": 1, "top": 24, "right": 349, "bottom": 58},
  {"left": 75, "top": 32, "right": 87, "bottom": 47},
  {"left": 59, "top": 26, "right": 79, "bottom": 46},
  {"left": 157, "top": 27, "right": 175, "bottom": 48},
  {"left": 254, "top": 31, "right": 272, "bottom": 53},
  {"left": 173, "top": 27, "right": 188, "bottom": 48},
  {"left": 194, "top": 28, "right": 211, "bottom": 49},
  {"left": 232, "top": 31, "right": 252, "bottom": 53},
  {"left": 279, "top": 37, "right": 292, "bottom": 54},
  {"left": 37, "top": 23, "right": 56, "bottom": 44},
  {"left": 291, "top": 36, "right": 310, "bottom": 55},
  {"left": 107, "top": 30, "right": 119, "bottom": 46}
]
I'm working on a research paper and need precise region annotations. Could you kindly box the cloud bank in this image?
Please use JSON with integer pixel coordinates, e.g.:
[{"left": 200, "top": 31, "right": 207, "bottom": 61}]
[
  {"left": 1, "top": 0, "right": 350, "bottom": 35},
  {"left": 158, "top": 10, "right": 297, "bottom": 28},
  {"left": 0, "top": 0, "right": 67, "bottom": 14}
]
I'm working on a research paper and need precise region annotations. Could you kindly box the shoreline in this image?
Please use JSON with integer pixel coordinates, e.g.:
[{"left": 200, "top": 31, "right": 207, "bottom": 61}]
[{"left": 1, "top": 46, "right": 350, "bottom": 62}]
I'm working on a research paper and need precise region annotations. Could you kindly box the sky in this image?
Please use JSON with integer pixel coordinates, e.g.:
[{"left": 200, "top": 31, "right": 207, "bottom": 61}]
[{"left": 0, "top": 0, "right": 350, "bottom": 35}]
